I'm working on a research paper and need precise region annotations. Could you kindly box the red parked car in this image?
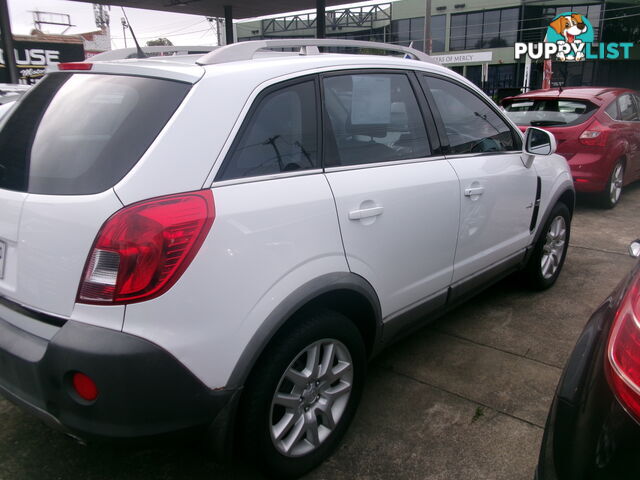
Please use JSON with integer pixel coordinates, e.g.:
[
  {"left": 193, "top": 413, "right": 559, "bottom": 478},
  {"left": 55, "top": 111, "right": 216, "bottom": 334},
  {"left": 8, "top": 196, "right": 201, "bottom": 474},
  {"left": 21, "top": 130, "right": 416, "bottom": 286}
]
[{"left": 503, "top": 87, "right": 640, "bottom": 208}]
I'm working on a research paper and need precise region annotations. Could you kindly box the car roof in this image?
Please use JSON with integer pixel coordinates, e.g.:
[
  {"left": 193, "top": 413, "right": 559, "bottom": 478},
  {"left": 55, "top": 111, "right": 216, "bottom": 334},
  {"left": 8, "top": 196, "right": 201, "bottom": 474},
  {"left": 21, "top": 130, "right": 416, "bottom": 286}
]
[
  {"left": 51, "top": 50, "right": 454, "bottom": 88},
  {"left": 503, "top": 86, "right": 636, "bottom": 106}
]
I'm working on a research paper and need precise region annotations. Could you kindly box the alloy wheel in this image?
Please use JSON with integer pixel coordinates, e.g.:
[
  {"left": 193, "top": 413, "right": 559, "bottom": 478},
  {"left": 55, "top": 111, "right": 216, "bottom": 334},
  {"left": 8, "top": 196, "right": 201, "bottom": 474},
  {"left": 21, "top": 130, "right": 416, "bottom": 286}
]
[
  {"left": 269, "top": 339, "right": 353, "bottom": 457},
  {"left": 610, "top": 163, "right": 624, "bottom": 205},
  {"left": 541, "top": 215, "right": 567, "bottom": 279}
]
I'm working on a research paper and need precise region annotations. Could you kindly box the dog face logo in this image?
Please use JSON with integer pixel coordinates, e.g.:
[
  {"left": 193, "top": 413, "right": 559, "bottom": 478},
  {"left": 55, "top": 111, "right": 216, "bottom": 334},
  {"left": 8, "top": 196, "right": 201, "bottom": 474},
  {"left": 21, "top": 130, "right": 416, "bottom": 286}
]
[
  {"left": 546, "top": 12, "right": 594, "bottom": 61},
  {"left": 550, "top": 14, "right": 587, "bottom": 42}
]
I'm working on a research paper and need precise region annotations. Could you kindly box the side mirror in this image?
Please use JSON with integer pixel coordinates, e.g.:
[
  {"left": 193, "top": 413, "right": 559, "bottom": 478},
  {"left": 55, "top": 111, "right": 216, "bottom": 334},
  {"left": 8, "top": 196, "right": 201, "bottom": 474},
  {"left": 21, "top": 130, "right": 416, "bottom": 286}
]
[
  {"left": 522, "top": 127, "right": 557, "bottom": 168},
  {"left": 630, "top": 239, "right": 640, "bottom": 259}
]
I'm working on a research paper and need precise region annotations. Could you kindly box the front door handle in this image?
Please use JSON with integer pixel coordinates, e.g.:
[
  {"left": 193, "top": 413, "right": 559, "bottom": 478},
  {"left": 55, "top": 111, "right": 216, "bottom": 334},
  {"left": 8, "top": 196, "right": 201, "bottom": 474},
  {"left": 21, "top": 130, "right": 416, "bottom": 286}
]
[
  {"left": 348, "top": 206, "right": 384, "bottom": 220},
  {"left": 464, "top": 186, "right": 485, "bottom": 197}
]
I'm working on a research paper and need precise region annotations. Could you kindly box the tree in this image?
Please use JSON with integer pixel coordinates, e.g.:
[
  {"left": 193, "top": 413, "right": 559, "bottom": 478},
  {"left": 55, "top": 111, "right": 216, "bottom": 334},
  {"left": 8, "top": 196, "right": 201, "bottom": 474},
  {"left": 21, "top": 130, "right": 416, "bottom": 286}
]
[{"left": 146, "top": 38, "right": 173, "bottom": 46}]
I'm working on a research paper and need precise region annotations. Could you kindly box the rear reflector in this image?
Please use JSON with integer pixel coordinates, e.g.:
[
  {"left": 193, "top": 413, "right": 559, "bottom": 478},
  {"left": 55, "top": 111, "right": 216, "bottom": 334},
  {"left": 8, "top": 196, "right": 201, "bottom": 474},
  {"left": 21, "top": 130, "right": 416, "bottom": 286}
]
[
  {"left": 77, "top": 190, "right": 215, "bottom": 305},
  {"left": 606, "top": 271, "right": 640, "bottom": 422},
  {"left": 72, "top": 372, "right": 99, "bottom": 401},
  {"left": 58, "top": 62, "right": 93, "bottom": 71}
]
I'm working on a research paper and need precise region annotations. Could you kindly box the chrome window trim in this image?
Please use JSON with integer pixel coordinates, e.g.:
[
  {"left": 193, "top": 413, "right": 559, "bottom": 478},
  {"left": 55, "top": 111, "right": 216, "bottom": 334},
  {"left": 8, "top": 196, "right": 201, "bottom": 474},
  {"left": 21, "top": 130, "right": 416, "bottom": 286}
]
[
  {"left": 443, "top": 150, "right": 524, "bottom": 160},
  {"left": 324, "top": 155, "right": 447, "bottom": 173},
  {"left": 212, "top": 168, "right": 323, "bottom": 188}
]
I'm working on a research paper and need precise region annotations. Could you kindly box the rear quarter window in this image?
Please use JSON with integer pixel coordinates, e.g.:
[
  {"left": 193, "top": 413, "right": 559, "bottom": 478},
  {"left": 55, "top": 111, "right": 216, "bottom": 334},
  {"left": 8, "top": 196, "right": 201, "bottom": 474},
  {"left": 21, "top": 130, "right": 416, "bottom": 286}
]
[{"left": 0, "top": 73, "right": 190, "bottom": 195}]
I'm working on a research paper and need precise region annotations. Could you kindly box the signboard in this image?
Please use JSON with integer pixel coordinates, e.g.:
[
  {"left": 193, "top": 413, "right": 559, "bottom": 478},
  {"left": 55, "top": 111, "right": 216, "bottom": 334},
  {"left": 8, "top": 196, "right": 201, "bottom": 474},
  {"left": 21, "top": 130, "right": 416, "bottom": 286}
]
[
  {"left": 432, "top": 51, "right": 493, "bottom": 65},
  {"left": 0, "top": 40, "right": 85, "bottom": 84}
]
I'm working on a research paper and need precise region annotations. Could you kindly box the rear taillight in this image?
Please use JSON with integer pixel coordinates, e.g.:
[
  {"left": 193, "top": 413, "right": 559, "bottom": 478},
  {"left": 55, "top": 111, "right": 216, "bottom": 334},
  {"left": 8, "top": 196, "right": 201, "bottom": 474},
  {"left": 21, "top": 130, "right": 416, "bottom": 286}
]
[
  {"left": 77, "top": 190, "right": 215, "bottom": 305},
  {"left": 58, "top": 62, "right": 93, "bottom": 71},
  {"left": 579, "top": 120, "right": 609, "bottom": 147},
  {"left": 606, "top": 272, "right": 640, "bottom": 422}
]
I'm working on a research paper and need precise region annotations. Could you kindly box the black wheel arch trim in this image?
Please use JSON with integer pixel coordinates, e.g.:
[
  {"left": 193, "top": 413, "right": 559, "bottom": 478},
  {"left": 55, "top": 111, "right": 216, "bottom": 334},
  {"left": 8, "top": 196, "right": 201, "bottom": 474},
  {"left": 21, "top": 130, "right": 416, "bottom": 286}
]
[
  {"left": 226, "top": 272, "right": 382, "bottom": 389},
  {"left": 533, "top": 183, "right": 575, "bottom": 247}
]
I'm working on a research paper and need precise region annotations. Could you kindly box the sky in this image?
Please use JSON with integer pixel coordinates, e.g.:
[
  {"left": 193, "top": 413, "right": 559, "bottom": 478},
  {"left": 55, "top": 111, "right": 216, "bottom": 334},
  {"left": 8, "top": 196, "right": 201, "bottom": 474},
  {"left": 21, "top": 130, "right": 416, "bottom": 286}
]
[
  {"left": 7, "top": 0, "right": 392, "bottom": 50},
  {"left": 8, "top": 0, "right": 219, "bottom": 48}
]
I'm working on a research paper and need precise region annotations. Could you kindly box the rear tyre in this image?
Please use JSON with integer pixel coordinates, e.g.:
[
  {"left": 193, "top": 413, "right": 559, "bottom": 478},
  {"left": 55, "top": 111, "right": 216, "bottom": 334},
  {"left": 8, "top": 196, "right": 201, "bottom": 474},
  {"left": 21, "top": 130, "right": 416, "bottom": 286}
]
[
  {"left": 239, "top": 309, "right": 366, "bottom": 479},
  {"left": 524, "top": 202, "right": 571, "bottom": 290},
  {"left": 600, "top": 161, "right": 624, "bottom": 209}
]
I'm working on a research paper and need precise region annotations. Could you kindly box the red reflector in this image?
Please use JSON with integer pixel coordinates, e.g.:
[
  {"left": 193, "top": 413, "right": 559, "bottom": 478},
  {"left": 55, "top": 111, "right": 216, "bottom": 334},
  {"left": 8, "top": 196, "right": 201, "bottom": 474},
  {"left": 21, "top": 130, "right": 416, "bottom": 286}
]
[
  {"left": 58, "top": 62, "right": 93, "bottom": 71},
  {"left": 606, "top": 273, "right": 640, "bottom": 422},
  {"left": 72, "top": 372, "right": 99, "bottom": 401},
  {"left": 575, "top": 178, "right": 589, "bottom": 183},
  {"left": 77, "top": 190, "right": 215, "bottom": 305}
]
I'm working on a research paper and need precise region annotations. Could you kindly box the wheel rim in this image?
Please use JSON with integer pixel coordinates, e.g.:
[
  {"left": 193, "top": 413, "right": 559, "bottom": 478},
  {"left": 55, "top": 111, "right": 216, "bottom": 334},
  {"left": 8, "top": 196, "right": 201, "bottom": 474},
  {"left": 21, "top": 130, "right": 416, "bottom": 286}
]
[
  {"left": 541, "top": 215, "right": 567, "bottom": 280},
  {"left": 610, "top": 163, "right": 623, "bottom": 204},
  {"left": 269, "top": 339, "right": 353, "bottom": 457}
]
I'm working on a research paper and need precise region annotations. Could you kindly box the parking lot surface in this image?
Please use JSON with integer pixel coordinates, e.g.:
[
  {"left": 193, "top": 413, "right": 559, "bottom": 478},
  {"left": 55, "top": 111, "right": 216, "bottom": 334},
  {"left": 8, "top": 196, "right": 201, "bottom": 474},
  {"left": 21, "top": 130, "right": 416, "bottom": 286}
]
[{"left": 1, "top": 185, "right": 638, "bottom": 480}]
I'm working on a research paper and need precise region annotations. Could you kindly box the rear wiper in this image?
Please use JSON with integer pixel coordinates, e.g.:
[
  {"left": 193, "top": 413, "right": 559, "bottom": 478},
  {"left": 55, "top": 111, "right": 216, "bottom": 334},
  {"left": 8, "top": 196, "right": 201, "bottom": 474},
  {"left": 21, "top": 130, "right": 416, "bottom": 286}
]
[{"left": 530, "top": 120, "right": 567, "bottom": 127}]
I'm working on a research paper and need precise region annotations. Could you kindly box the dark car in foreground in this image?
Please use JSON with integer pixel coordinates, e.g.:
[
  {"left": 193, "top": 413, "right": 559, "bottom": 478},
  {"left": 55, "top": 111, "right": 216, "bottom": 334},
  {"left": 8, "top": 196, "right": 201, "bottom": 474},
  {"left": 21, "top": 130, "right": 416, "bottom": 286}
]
[
  {"left": 537, "top": 239, "right": 640, "bottom": 479},
  {"left": 503, "top": 87, "right": 640, "bottom": 209}
]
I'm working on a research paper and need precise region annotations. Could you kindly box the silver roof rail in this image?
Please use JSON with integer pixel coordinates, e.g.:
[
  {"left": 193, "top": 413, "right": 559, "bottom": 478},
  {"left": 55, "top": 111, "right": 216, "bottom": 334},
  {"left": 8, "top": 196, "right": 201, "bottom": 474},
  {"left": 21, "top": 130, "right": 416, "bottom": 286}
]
[
  {"left": 196, "top": 39, "right": 436, "bottom": 66},
  {"left": 89, "top": 46, "right": 219, "bottom": 62}
]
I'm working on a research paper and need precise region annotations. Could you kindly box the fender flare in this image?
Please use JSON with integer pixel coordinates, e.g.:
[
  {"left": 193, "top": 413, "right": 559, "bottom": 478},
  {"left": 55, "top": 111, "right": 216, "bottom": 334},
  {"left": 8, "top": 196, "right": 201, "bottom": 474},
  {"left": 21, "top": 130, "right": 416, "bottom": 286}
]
[
  {"left": 225, "top": 272, "right": 382, "bottom": 389},
  {"left": 532, "top": 181, "right": 576, "bottom": 248}
]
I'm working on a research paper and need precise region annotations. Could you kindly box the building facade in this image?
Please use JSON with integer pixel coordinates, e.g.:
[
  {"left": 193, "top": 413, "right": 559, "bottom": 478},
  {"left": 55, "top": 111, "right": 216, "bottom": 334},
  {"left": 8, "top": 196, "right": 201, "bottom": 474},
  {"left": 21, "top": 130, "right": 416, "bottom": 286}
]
[{"left": 236, "top": 0, "right": 640, "bottom": 98}]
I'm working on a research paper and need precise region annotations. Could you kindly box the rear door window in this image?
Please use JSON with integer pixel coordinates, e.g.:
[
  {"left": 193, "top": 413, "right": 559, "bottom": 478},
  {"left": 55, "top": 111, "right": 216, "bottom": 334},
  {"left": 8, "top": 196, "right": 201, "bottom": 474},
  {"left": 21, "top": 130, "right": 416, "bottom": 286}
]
[
  {"left": 0, "top": 73, "right": 190, "bottom": 195},
  {"left": 618, "top": 94, "right": 639, "bottom": 122},
  {"left": 322, "top": 73, "right": 431, "bottom": 167}
]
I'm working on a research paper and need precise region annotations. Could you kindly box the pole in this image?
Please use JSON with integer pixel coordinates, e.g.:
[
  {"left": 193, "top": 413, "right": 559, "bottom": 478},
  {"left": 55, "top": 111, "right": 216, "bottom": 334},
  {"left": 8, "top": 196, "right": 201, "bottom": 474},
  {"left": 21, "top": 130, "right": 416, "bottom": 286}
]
[
  {"left": 0, "top": 0, "right": 18, "bottom": 84},
  {"left": 224, "top": 5, "right": 233, "bottom": 45},
  {"left": 423, "top": 0, "right": 432, "bottom": 54},
  {"left": 316, "top": 0, "right": 326, "bottom": 39},
  {"left": 121, "top": 17, "right": 127, "bottom": 48}
]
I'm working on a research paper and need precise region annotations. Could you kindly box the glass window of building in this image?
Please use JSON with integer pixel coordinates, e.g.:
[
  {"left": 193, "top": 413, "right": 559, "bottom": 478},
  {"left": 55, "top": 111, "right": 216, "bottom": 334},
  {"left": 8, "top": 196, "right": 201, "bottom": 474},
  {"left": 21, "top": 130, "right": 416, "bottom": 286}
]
[
  {"left": 390, "top": 15, "right": 445, "bottom": 53},
  {"left": 449, "top": 7, "right": 520, "bottom": 51},
  {"left": 430, "top": 15, "right": 446, "bottom": 53}
]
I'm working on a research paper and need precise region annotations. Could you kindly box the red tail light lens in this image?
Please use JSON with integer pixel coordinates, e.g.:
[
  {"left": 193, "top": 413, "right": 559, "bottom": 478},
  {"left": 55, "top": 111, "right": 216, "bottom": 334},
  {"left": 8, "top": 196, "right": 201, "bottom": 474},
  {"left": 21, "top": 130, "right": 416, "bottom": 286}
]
[
  {"left": 606, "top": 272, "right": 640, "bottom": 422},
  {"left": 579, "top": 120, "right": 609, "bottom": 147},
  {"left": 58, "top": 62, "right": 93, "bottom": 71},
  {"left": 78, "top": 190, "right": 215, "bottom": 305}
]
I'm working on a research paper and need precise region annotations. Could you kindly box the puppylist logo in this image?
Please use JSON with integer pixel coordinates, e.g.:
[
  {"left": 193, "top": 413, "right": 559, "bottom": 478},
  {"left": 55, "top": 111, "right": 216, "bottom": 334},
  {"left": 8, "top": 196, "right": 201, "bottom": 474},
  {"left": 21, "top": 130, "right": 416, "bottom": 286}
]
[{"left": 515, "top": 12, "right": 633, "bottom": 61}]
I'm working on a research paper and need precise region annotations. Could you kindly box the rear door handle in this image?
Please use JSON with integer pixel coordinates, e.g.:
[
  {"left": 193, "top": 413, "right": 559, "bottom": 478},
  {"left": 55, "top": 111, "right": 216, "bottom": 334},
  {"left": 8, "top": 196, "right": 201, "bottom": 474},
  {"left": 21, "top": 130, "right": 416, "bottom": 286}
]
[
  {"left": 348, "top": 206, "right": 384, "bottom": 220},
  {"left": 464, "top": 186, "right": 485, "bottom": 197}
]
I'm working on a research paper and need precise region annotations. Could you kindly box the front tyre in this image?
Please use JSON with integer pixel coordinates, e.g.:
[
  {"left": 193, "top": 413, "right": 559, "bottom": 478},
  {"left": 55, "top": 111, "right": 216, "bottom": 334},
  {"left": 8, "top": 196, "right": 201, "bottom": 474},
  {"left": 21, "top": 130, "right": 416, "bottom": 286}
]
[
  {"left": 239, "top": 309, "right": 366, "bottom": 478},
  {"left": 525, "top": 202, "right": 571, "bottom": 290}
]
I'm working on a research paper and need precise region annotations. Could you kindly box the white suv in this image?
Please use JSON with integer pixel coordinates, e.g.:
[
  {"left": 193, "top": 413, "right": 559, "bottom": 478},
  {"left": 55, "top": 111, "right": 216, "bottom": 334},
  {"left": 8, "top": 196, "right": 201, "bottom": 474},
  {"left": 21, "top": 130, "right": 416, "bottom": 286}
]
[{"left": 0, "top": 40, "right": 574, "bottom": 477}]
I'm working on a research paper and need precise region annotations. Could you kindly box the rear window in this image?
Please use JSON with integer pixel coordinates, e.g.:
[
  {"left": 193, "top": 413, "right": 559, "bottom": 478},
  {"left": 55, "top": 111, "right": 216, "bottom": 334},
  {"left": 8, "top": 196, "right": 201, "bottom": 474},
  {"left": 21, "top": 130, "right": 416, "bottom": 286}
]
[
  {"left": 0, "top": 73, "right": 190, "bottom": 195},
  {"left": 503, "top": 98, "right": 597, "bottom": 127}
]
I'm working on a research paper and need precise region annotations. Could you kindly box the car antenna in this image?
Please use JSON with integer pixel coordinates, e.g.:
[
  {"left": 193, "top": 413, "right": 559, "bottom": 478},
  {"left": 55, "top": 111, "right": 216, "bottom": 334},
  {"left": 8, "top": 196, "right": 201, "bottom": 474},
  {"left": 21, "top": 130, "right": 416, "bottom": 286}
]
[{"left": 121, "top": 7, "right": 147, "bottom": 59}]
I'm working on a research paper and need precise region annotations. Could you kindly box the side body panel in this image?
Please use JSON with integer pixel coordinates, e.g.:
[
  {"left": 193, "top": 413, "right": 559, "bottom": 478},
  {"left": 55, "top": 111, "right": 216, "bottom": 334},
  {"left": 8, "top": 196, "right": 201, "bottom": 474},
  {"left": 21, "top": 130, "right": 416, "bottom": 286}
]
[
  {"left": 121, "top": 175, "right": 348, "bottom": 388},
  {"left": 447, "top": 153, "right": 538, "bottom": 282},
  {"left": 325, "top": 160, "right": 460, "bottom": 319}
]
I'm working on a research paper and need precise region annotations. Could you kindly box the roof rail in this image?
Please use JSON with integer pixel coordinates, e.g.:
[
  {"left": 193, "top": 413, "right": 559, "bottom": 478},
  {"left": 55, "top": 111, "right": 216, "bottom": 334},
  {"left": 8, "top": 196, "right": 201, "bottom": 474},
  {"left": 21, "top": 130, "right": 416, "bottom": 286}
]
[
  {"left": 196, "top": 39, "right": 436, "bottom": 66},
  {"left": 89, "top": 45, "right": 218, "bottom": 62}
]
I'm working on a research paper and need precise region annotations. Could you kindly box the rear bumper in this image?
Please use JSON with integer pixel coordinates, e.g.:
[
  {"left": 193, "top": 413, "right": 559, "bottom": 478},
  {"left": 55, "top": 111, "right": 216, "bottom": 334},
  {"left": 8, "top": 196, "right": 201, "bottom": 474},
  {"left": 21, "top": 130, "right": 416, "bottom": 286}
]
[
  {"left": 0, "top": 304, "right": 236, "bottom": 442},
  {"left": 565, "top": 150, "right": 612, "bottom": 193}
]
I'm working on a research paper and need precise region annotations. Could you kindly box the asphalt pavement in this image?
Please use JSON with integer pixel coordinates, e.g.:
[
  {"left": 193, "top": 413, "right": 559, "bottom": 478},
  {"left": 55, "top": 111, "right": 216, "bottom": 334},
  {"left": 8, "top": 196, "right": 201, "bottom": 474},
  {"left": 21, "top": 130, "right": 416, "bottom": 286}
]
[{"left": 1, "top": 184, "right": 638, "bottom": 480}]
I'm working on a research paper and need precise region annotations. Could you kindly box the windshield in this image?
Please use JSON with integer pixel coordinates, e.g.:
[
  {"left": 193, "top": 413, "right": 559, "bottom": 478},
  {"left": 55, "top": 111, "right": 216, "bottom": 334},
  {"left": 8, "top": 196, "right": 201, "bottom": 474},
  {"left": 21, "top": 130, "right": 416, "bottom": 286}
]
[
  {"left": 0, "top": 73, "right": 190, "bottom": 195},
  {"left": 503, "top": 98, "right": 597, "bottom": 127}
]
